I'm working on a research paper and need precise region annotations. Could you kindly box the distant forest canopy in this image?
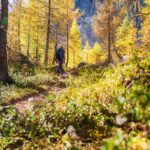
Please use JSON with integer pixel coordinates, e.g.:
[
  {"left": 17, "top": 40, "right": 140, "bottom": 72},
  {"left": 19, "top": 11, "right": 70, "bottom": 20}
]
[{"left": 0, "top": 0, "right": 150, "bottom": 82}]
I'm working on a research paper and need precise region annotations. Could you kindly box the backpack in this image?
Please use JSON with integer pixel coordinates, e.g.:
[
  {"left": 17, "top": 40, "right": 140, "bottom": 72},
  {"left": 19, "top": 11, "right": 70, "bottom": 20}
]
[{"left": 56, "top": 48, "right": 64, "bottom": 61}]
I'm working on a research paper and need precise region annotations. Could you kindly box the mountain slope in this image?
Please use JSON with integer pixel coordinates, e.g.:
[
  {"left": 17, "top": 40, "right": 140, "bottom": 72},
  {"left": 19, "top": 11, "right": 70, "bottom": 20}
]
[
  {"left": 75, "top": 0, "right": 144, "bottom": 47},
  {"left": 75, "top": 0, "right": 101, "bottom": 47}
]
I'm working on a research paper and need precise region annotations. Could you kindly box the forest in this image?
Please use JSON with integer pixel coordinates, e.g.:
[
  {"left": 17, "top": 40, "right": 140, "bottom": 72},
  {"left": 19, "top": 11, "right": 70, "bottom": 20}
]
[{"left": 0, "top": 0, "right": 150, "bottom": 149}]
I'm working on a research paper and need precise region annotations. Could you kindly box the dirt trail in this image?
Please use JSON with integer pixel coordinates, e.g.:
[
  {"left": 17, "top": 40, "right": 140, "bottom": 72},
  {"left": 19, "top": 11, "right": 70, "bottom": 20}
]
[
  {"left": 15, "top": 84, "right": 63, "bottom": 113},
  {"left": 8, "top": 72, "right": 72, "bottom": 114}
]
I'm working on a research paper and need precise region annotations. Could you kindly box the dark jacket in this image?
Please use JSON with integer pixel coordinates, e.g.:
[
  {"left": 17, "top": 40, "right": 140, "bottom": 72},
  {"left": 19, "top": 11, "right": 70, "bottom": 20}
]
[{"left": 56, "top": 47, "right": 65, "bottom": 62}]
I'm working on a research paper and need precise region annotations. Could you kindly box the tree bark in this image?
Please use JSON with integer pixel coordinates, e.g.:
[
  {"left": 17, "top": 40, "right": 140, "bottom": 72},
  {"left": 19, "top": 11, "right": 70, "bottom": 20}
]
[
  {"left": 35, "top": 37, "right": 39, "bottom": 64},
  {"left": 66, "top": 23, "right": 69, "bottom": 66},
  {"left": 8, "top": 25, "right": 14, "bottom": 56},
  {"left": 35, "top": 24, "right": 40, "bottom": 64},
  {"left": 27, "top": 27, "right": 30, "bottom": 61},
  {"left": 73, "top": 50, "right": 75, "bottom": 68},
  {"left": 66, "top": 0, "right": 69, "bottom": 67},
  {"left": 107, "top": 14, "right": 113, "bottom": 63},
  {"left": 87, "top": 51, "right": 89, "bottom": 64},
  {"left": 44, "top": 0, "right": 51, "bottom": 65},
  {"left": 52, "top": 24, "right": 59, "bottom": 65},
  {"left": 16, "top": 0, "right": 22, "bottom": 53},
  {"left": 112, "top": 39, "right": 123, "bottom": 60},
  {"left": 17, "top": 16, "right": 21, "bottom": 53},
  {"left": 0, "top": 0, "right": 9, "bottom": 83}
]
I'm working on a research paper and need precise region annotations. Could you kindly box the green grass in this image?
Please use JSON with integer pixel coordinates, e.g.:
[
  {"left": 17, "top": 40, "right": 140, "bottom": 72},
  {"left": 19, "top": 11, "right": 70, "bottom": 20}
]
[{"left": 0, "top": 67, "right": 57, "bottom": 105}]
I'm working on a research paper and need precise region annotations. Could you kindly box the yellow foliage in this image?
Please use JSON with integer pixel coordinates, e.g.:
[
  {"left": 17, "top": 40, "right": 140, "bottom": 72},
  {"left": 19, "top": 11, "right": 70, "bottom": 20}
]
[
  {"left": 142, "top": 0, "right": 150, "bottom": 53},
  {"left": 89, "top": 43, "right": 102, "bottom": 64},
  {"left": 116, "top": 17, "right": 137, "bottom": 59},
  {"left": 68, "top": 19, "right": 82, "bottom": 68}
]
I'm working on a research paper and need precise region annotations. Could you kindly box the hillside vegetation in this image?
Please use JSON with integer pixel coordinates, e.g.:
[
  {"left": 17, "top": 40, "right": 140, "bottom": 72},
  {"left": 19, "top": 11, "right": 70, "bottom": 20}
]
[
  {"left": 0, "top": 55, "right": 150, "bottom": 149},
  {"left": 0, "top": 0, "right": 150, "bottom": 149}
]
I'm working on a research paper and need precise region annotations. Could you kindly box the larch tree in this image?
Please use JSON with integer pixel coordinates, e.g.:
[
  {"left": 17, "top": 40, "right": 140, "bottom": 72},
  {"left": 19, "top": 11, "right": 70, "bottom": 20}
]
[
  {"left": 93, "top": 0, "right": 124, "bottom": 63},
  {"left": 89, "top": 42, "right": 102, "bottom": 64},
  {"left": 44, "top": 0, "right": 52, "bottom": 65},
  {"left": 69, "top": 19, "right": 82, "bottom": 68},
  {"left": 82, "top": 41, "right": 90, "bottom": 64},
  {"left": 64, "top": 0, "right": 75, "bottom": 66},
  {"left": 50, "top": 0, "right": 76, "bottom": 66},
  {"left": 26, "top": 0, "right": 45, "bottom": 64},
  {"left": 8, "top": 0, "right": 24, "bottom": 54},
  {"left": 116, "top": 17, "right": 137, "bottom": 59},
  {"left": 21, "top": 0, "right": 41, "bottom": 62},
  {"left": 0, "top": 0, "right": 9, "bottom": 83},
  {"left": 15, "top": 0, "right": 23, "bottom": 53},
  {"left": 23, "top": 6, "right": 31, "bottom": 61},
  {"left": 8, "top": 0, "right": 77, "bottom": 66},
  {"left": 93, "top": 0, "right": 113, "bottom": 63}
]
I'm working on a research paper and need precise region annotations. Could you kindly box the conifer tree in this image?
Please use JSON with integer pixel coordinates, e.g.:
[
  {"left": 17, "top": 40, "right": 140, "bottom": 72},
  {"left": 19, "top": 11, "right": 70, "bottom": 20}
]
[
  {"left": 83, "top": 41, "right": 90, "bottom": 64},
  {"left": 93, "top": 0, "right": 123, "bottom": 63},
  {"left": 14, "top": 0, "right": 23, "bottom": 53},
  {"left": 69, "top": 19, "right": 82, "bottom": 68},
  {"left": 89, "top": 42, "right": 102, "bottom": 64},
  {"left": 116, "top": 17, "right": 137, "bottom": 59},
  {"left": 44, "top": 0, "right": 51, "bottom": 65}
]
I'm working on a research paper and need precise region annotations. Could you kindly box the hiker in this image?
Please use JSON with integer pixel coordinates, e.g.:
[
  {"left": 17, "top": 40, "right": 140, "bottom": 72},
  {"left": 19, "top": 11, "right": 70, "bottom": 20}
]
[{"left": 56, "top": 46, "right": 65, "bottom": 74}]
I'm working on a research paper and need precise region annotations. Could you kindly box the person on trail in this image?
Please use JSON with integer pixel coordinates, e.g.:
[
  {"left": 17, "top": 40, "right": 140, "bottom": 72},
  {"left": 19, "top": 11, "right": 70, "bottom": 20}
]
[{"left": 56, "top": 46, "right": 65, "bottom": 74}]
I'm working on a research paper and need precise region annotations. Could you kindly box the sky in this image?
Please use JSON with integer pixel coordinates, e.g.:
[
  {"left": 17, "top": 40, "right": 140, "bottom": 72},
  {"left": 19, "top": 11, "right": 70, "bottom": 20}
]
[
  {"left": 9, "top": 0, "right": 29, "bottom": 5},
  {"left": 9, "top": 0, "right": 29, "bottom": 12}
]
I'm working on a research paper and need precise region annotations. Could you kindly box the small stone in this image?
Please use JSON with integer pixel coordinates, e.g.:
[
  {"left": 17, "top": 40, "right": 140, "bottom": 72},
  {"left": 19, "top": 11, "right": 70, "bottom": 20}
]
[
  {"left": 116, "top": 115, "right": 127, "bottom": 126},
  {"left": 28, "top": 97, "right": 34, "bottom": 102},
  {"left": 67, "top": 125, "right": 76, "bottom": 134},
  {"left": 67, "top": 125, "right": 80, "bottom": 141}
]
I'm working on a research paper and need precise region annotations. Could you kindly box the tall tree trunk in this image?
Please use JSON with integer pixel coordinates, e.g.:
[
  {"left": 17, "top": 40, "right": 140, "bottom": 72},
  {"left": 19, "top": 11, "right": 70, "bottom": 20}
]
[
  {"left": 27, "top": 27, "right": 30, "bottom": 61},
  {"left": 112, "top": 39, "right": 123, "bottom": 60},
  {"left": 73, "top": 50, "right": 75, "bottom": 68},
  {"left": 52, "top": 24, "right": 59, "bottom": 65},
  {"left": 87, "top": 51, "right": 89, "bottom": 64},
  {"left": 18, "top": 14, "right": 21, "bottom": 53},
  {"left": 0, "top": 0, "right": 9, "bottom": 83},
  {"left": 8, "top": 25, "right": 14, "bottom": 56},
  {"left": 52, "top": 43, "right": 57, "bottom": 65},
  {"left": 44, "top": 0, "right": 51, "bottom": 65},
  {"left": 66, "top": 0, "right": 69, "bottom": 67},
  {"left": 107, "top": 14, "right": 113, "bottom": 63},
  {"left": 18, "top": 22, "right": 21, "bottom": 52},
  {"left": 35, "top": 37, "right": 39, "bottom": 64},
  {"left": 66, "top": 23, "right": 69, "bottom": 66},
  {"left": 17, "top": 0, "right": 22, "bottom": 53},
  {"left": 35, "top": 24, "right": 40, "bottom": 64}
]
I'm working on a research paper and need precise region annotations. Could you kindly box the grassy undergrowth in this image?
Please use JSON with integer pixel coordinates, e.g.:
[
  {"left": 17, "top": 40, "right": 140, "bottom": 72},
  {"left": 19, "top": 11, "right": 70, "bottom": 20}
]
[
  {"left": 0, "top": 56, "right": 150, "bottom": 149},
  {"left": 0, "top": 67, "right": 57, "bottom": 105}
]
